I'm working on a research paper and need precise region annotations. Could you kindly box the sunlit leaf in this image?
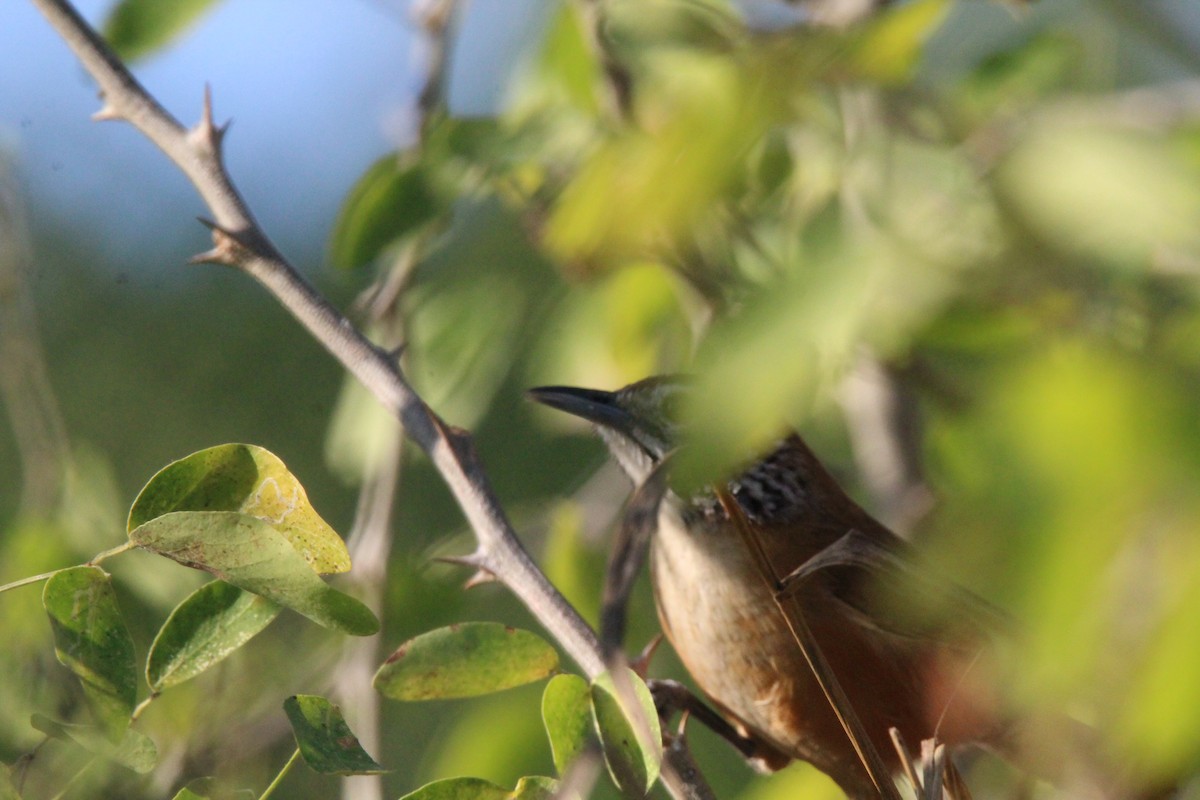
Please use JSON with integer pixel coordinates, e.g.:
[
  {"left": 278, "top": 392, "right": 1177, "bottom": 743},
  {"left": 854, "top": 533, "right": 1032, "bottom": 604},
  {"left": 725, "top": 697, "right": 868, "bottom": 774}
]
[
  {"left": 129, "top": 443, "right": 350, "bottom": 575},
  {"left": 130, "top": 511, "right": 378, "bottom": 636},
  {"left": 329, "top": 154, "right": 440, "bottom": 270},
  {"left": 541, "top": 673, "right": 593, "bottom": 775},
  {"left": 283, "top": 695, "right": 386, "bottom": 775},
  {"left": 42, "top": 566, "right": 137, "bottom": 741},
  {"left": 590, "top": 670, "right": 662, "bottom": 798},
  {"left": 31, "top": 714, "right": 157, "bottom": 774},
  {"left": 850, "top": 0, "right": 953, "bottom": 83},
  {"left": 102, "top": 0, "right": 222, "bottom": 61},
  {"left": 997, "top": 120, "right": 1200, "bottom": 269},
  {"left": 374, "top": 622, "right": 559, "bottom": 701},
  {"left": 536, "top": 3, "right": 602, "bottom": 116},
  {"left": 147, "top": 580, "right": 281, "bottom": 691}
]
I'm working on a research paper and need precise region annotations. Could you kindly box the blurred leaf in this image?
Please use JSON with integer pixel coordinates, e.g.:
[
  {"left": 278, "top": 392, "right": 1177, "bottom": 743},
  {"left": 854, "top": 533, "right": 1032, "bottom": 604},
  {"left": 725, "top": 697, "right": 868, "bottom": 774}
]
[
  {"left": 102, "top": 0, "right": 221, "bottom": 61},
  {"left": 545, "top": 51, "right": 767, "bottom": 266},
  {"left": 537, "top": 3, "right": 602, "bottom": 116},
  {"left": 997, "top": 121, "right": 1200, "bottom": 269},
  {"left": 31, "top": 713, "right": 157, "bottom": 774},
  {"left": 146, "top": 580, "right": 281, "bottom": 692},
  {"left": 0, "top": 763, "right": 18, "bottom": 800},
  {"left": 734, "top": 762, "right": 843, "bottom": 800},
  {"left": 402, "top": 778, "right": 510, "bottom": 800},
  {"left": 590, "top": 670, "right": 661, "bottom": 798},
  {"left": 540, "top": 503, "right": 603, "bottom": 629},
  {"left": 404, "top": 199, "right": 563, "bottom": 427},
  {"left": 169, "top": 778, "right": 255, "bottom": 800},
  {"left": 679, "top": 234, "right": 960, "bottom": 491},
  {"left": 130, "top": 511, "right": 378, "bottom": 636},
  {"left": 426, "top": 686, "right": 554, "bottom": 787},
  {"left": 128, "top": 443, "right": 350, "bottom": 575},
  {"left": 283, "top": 695, "right": 386, "bottom": 775},
  {"left": 1120, "top": 546, "right": 1200, "bottom": 780},
  {"left": 324, "top": 369, "right": 403, "bottom": 485},
  {"left": 850, "top": 0, "right": 953, "bottom": 83},
  {"left": 541, "top": 673, "right": 593, "bottom": 775},
  {"left": 329, "top": 154, "right": 440, "bottom": 270},
  {"left": 531, "top": 262, "right": 692, "bottom": 391},
  {"left": 401, "top": 776, "right": 556, "bottom": 800},
  {"left": 374, "top": 622, "right": 559, "bottom": 701},
  {"left": 956, "top": 34, "right": 1085, "bottom": 123},
  {"left": 42, "top": 566, "right": 137, "bottom": 741}
]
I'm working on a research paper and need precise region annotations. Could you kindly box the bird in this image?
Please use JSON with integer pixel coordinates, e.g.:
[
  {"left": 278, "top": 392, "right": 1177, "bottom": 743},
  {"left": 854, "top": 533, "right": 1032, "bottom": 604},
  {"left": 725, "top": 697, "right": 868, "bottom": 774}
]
[{"left": 527, "top": 375, "right": 1116, "bottom": 798}]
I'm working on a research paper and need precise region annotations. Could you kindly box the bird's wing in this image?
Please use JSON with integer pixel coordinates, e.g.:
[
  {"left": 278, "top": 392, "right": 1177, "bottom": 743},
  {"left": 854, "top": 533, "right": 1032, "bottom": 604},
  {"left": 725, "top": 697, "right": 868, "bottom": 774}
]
[{"left": 780, "top": 528, "right": 1010, "bottom": 644}]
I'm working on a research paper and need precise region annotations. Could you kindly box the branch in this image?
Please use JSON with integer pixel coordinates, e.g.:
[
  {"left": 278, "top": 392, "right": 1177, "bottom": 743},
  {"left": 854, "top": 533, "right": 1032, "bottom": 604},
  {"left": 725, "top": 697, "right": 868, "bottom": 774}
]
[{"left": 28, "top": 0, "right": 603, "bottom": 679}]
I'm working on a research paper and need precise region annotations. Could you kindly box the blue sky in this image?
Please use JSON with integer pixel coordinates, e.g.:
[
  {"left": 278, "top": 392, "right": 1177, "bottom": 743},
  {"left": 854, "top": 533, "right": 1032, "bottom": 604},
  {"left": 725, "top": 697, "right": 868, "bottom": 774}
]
[{"left": 0, "top": 0, "right": 544, "bottom": 273}]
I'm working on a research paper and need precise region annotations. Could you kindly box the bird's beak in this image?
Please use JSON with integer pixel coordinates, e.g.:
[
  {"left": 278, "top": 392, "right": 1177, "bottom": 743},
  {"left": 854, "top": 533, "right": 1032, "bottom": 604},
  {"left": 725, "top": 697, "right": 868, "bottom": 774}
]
[{"left": 527, "top": 385, "right": 633, "bottom": 436}]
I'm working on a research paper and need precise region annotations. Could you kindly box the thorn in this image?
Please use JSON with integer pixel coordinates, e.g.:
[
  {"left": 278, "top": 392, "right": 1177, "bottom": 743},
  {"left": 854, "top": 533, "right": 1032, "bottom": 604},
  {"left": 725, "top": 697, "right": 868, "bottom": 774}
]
[
  {"left": 91, "top": 103, "right": 121, "bottom": 122},
  {"left": 630, "top": 634, "right": 663, "bottom": 677},
  {"left": 433, "top": 550, "right": 485, "bottom": 569},
  {"left": 192, "top": 217, "right": 252, "bottom": 266},
  {"left": 677, "top": 708, "right": 692, "bottom": 738},
  {"left": 188, "top": 84, "right": 229, "bottom": 152},
  {"left": 188, "top": 248, "right": 224, "bottom": 265},
  {"left": 463, "top": 569, "right": 497, "bottom": 590},
  {"left": 385, "top": 342, "right": 407, "bottom": 363}
]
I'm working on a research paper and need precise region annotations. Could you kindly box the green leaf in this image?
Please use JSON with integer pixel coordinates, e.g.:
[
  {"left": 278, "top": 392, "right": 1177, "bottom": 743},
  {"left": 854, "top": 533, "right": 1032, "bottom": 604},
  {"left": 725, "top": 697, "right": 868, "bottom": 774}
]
[
  {"left": 147, "top": 580, "right": 281, "bottom": 692},
  {"left": 103, "top": 0, "right": 222, "bottom": 61},
  {"left": 31, "top": 714, "right": 157, "bottom": 774},
  {"left": 590, "top": 670, "right": 662, "bottom": 798},
  {"left": 42, "top": 566, "right": 137, "bottom": 741},
  {"left": 129, "top": 443, "right": 350, "bottom": 575},
  {"left": 283, "top": 695, "right": 386, "bottom": 775},
  {"left": 399, "top": 777, "right": 558, "bottom": 800},
  {"left": 130, "top": 511, "right": 378, "bottom": 636},
  {"left": 541, "top": 673, "right": 593, "bottom": 775},
  {"left": 374, "top": 622, "right": 559, "bottom": 701},
  {"left": 329, "top": 154, "right": 439, "bottom": 269},
  {"left": 169, "top": 777, "right": 256, "bottom": 800}
]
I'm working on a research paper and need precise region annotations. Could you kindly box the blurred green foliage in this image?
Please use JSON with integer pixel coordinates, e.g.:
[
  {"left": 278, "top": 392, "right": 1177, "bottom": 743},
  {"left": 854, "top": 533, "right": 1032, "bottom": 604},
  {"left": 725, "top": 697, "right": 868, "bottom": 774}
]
[{"left": 5, "top": 0, "right": 1200, "bottom": 797}]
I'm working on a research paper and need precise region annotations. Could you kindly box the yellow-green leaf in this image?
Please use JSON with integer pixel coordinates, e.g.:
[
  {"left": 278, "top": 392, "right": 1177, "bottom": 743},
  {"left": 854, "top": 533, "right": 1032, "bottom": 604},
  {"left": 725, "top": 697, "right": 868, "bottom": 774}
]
[{"left": 129, "top": 443, "right": 350, "bottom": 575}]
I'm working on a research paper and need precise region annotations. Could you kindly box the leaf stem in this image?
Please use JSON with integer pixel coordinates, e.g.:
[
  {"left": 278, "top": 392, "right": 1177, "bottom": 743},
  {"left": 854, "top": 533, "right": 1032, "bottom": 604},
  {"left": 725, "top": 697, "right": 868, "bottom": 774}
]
[
  {"left": 130, "top": 693, "right": 158, "bottom": 723},
  {"left": 88, "top": 541, "right": 134, "bottom": 565},
  {"left": 258, "top": 748, "right": 301, "bottom": 800},
  {"left": 0, "top": 569, "right": 60, "bottom": 595}
]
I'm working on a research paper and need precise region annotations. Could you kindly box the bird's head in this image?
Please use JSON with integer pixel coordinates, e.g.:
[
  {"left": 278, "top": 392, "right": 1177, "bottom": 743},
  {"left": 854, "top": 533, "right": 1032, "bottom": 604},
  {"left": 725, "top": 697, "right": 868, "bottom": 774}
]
[{"left": 528, "top": 375, "right": 689, "bottom": 484}]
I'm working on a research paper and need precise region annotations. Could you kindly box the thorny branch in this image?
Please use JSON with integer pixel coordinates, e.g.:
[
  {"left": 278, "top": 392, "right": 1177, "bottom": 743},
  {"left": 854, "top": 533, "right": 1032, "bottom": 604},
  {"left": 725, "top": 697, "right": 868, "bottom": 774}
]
[{"left": 27, "top": 1, "right": 710, "bottom": 797}]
